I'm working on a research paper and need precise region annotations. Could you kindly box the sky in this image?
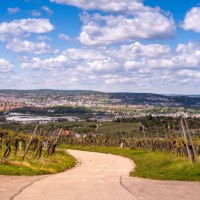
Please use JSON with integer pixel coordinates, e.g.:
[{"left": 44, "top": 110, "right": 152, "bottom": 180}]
[{"left": 0, "top": 0, "right": 200, "bottom": 94}]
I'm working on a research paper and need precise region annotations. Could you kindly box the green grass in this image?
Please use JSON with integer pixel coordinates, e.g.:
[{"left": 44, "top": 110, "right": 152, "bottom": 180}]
[
  {"left": 0, "top": 149, "right": 76, "bottom": 176},
  {"left": 61, "top": 145, "right": 200, "bottom": 181}
]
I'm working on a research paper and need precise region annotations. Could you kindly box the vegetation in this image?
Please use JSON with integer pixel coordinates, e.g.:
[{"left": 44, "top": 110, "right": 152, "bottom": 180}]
[
  {"left": 109, "top": 92, "right": 200, "bottom": 108},
  {"left": 0, "top": 127, "right": 76, "bottom": 175},
  {"left": 62, "top": 145, "right": 200, "bottom": 181},
  {"left": 1, "top": 115, "right": 200, "bottom": 178},
  {"left": 0, "top": 149, "right": 75, "bottom": 175},
  {"left": 0, "top": 121, "right": 138, "bottom": 134},
  {"left": 3, "top": 116, "right": 200, "bottom": 136},
  {"left": 62, "top": 134, "right": 199, "bottom": 161},
  {"left": 59, "top": 117, "right": 200, "bottom": 181},
  {"left": 12, "top": 106, "right": 93, "bottom": 118},
  {"left": 0, "top": 111, "right": 5, "bottom": 122},
  {"left": 115, "top": 116, "right": 200, "bottom": 137}
]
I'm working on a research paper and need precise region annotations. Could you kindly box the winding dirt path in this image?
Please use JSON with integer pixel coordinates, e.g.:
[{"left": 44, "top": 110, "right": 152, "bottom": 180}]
[{"left": 0, "top": 150, "right": 200, "bottom": 200}]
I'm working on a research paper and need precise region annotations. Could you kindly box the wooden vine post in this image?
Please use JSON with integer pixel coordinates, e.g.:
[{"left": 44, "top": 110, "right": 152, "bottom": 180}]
[
  {"left": 22, "top": 124, "right": 38, "bottom": 161},
  {"left": 180, "top": 119, "right": 196, "bottom": 163},
  {"left": 140, "top": 123, "right": 149, "bottom": 150}
]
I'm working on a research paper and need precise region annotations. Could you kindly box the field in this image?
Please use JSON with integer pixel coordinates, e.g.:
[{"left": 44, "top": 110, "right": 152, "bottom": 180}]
[{"left": 62, "top": 121, "right": 138, "bottom": 134}]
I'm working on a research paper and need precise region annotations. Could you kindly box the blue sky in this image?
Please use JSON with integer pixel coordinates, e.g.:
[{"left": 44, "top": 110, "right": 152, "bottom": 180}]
[{"left": 0, "top": 0, "right": 200, "bottom": 94}]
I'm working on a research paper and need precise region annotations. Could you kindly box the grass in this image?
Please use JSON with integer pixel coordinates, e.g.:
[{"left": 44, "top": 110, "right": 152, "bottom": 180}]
[
  {"left": 0, "top": 148, "right": 76, "bottom": 176},
  {"left": 61, "top": 145, "right": 200, "bottom": 181}
]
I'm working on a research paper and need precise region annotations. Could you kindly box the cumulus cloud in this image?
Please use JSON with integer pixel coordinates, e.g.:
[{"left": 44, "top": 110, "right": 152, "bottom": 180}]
[
  {"left": 18, "top": 41, "right": 198, "bottom": 73},
  {"left": 17, "top": 41, "right": 200, "bottom": 93},
  {"left": 20, "top": 48, "right": 107, "bottom": 69},
  {"left": 79, "top": 12, "right": 175, "bottom": 45},
  {"left": 182, "top": 7, "right": 200, "bottom": 33},
  {"left": 18, "top": 42, "right": 173, "bottom": 71},
  {"left": 0, "top": 58, "right": 13, "bottom": 72},
  {"left": 0, "top": 18, "right": 54, "bottom": 36},
  {"left": 6, "top": 38, "right": 58, "bottom": 55},
  {"left": 50, "top": 0, "right": 146, "bottom": 13},
  {"left": 83, "top": 59, "right": 119, "bottom": 72},
  {"left": 8, "top": 7, "right": 20, "bottom": 14},
  {"left": 50, "top": 0, "right": 175, "bottom": 45},
  {"left": 120, "top": 42, "right": 171, "bottom": 58},
  {"left": 20, "top": 55, "right": 68, "bottom": 69}
]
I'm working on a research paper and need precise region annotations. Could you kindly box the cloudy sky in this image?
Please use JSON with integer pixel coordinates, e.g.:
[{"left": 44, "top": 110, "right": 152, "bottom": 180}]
[{"left": 0, "top": 0, "right": 200, "bottom": 94}]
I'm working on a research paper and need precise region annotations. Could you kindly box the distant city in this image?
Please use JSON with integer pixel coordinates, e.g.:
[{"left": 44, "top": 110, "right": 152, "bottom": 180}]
[{"left": 1, "top": 89, "right": 200, "bottom": 124}]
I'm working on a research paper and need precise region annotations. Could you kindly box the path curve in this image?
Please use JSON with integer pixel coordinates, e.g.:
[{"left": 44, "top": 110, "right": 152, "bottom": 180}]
[{"left": 14, "top": 150, "right": 136, "bottom": 200}]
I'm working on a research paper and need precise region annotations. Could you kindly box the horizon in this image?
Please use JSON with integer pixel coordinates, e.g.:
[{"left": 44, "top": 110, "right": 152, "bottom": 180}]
[
  {"left": 0, "top": 88, "right": 200, "bottom": 96},
  {"left": 0, "top": 0, "right": 200, "bottom": 94}
]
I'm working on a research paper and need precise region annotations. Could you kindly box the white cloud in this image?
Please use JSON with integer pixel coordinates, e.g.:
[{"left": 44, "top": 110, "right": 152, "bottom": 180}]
[
  {"left": 50, "top": 0, "right": 146, "bottom": 13},
  {"left": 20, "top": 55, "right": 68, "bottom": 69},
  {"left": 18, "top": 42, "right": 186, "bottom": 71},
  {"left": 63, "top": 48, "right": 106, "bottom": 61},
  {"left": 17, "top": 41, "right": 200, "bottom": 92},
  {"left": 176, "top": 42, "right": 199, "bottom": 53},
  {"left": 52, "top": 0, "right": 175, "bottom": 53},
  {"left": 86, "top": 59, "right": 119, "bottom": 72},
  {"left": 58, "top": 34, "right": 71, "bottom": 41},
  {"left": 6, "top": 38, "right": 58, "bottom": 55},
  {"left": 79, "top": 12, "right": 175, "bottom": 45},
  {"left": 120, "top": 42, "right": 171, "bottom": 58},
  {"left": 182, "top": 7, "right": 200, "bottom": 33},
  {"left": 20, "top": 48, "right": 106, "bottom": 69},
  {"left": 51, "top": 0, "right": 175, "bottom": 45},
  {"left": 177, "top": 70, "right": 200, "bottom": 78},
  {"left": 21, "top": 41, "right": 200, "bottom": 71},
  {"left": 0, "top": 59, "right": 13, "bottom": 72},
  {"left": 121, "top": 42, "right": 200, "bottom": 71},
  {"left": 175, "top": 43, "right": 200, "bottom": 67},
  {"left": 42, "top": 6, "right": 54, "bottom": 15},
  {"left": 8, "top": 7, "right": 20, "bottom": 14},
  {"left": 0, "top": 18, "right": 54, "bottom": 36}
]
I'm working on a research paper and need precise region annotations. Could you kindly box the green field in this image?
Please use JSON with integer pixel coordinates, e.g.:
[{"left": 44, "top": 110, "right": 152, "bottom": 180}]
[
  {"left": 98, "top": 122, "right": 138, "bottom": 134},
  {"left": 61, "top": 121, "right": 139, "bottom": 135},
  {"left": 62, "top": 145, "right": 200, "bottom": 181}
]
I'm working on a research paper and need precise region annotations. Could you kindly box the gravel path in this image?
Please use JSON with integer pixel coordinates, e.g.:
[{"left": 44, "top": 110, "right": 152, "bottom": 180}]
[{"left": 0, "top": 150, "right": 200, "bottom": 200}]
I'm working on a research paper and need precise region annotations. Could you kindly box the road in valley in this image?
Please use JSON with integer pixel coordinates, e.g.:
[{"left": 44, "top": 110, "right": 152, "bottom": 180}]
[{"left": 0, "top": 150, "right": 200, "bottom": 200}]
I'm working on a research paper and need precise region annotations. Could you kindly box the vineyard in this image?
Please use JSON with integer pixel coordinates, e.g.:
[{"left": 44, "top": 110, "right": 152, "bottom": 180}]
[
  {"left": 63, "top": 118, "right": 200, "bottom": 163},
  {"left": 0, "top": 116, "right": 200, "bottom": 175},
  {"left": 0, "top": 125, "right": 76, "bottom": 175}
]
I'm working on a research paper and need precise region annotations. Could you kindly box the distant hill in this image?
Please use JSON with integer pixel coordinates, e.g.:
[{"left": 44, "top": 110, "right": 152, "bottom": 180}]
[
  {"left": 109, "top": 93, "right": 200, "bottom": 107},
  {"left": 0, "top": 89, "right": 101, "bottom": 95},
  {"left": 0, "top": 90, "right": 200, "bottom": 108}
]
